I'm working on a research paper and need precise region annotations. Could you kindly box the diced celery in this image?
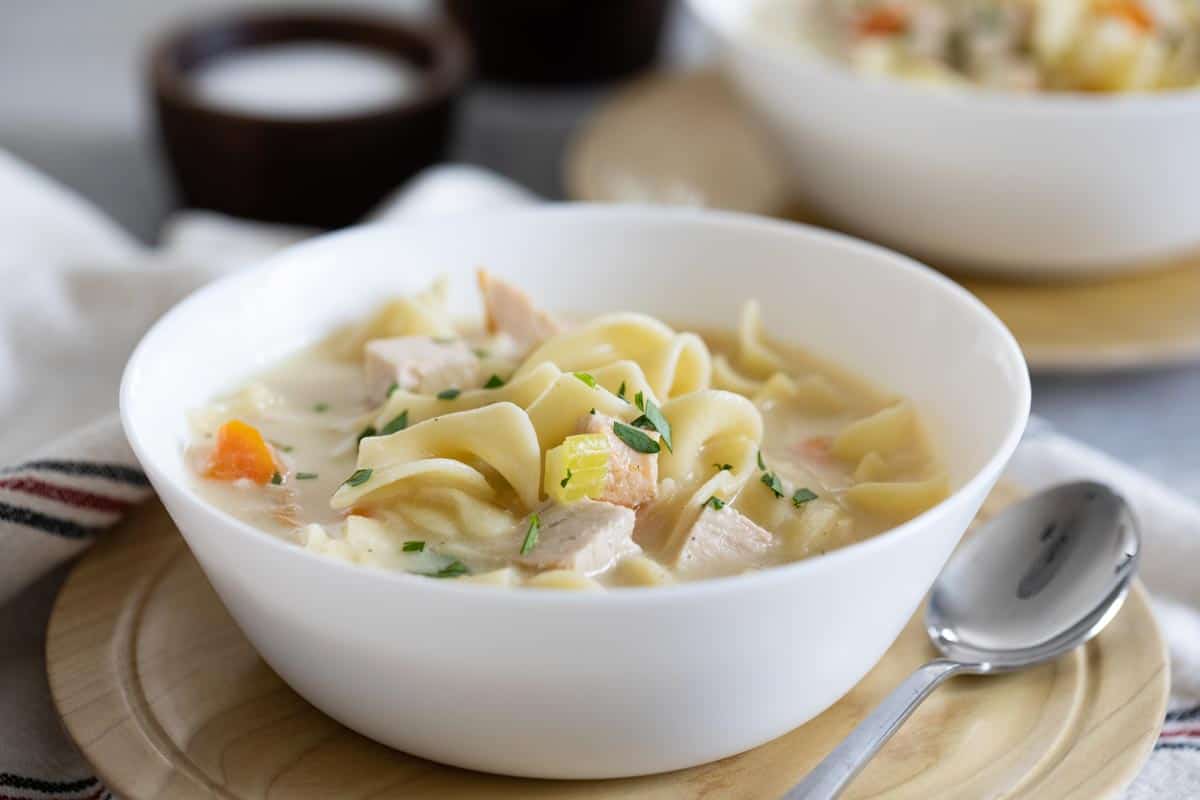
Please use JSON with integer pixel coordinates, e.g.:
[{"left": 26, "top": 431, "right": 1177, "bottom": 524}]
[{"left": 544, "top": 433, "right": 610, "bottom": 503}]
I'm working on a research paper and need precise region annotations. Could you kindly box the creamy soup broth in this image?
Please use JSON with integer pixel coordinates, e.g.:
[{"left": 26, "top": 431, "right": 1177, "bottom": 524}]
[{"left": 190, "top": 274, "right": 946, "bottom": 589}]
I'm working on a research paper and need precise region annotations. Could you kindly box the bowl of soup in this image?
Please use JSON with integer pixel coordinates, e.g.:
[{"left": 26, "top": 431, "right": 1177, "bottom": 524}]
[
  {"left": 120, "top": 206, "right": 1029, "bottom": 777},
  {"left": 689, "top": 0, "right": 1200, "bottom": 279}
]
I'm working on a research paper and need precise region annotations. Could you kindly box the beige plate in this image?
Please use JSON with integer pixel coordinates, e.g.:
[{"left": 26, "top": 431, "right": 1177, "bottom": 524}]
[
  {"left": 47, "top": 487, "right": 1167, "bottom": 799},
  {"left": 565, "top": 70, "right": 1200, "bottom": 373}
]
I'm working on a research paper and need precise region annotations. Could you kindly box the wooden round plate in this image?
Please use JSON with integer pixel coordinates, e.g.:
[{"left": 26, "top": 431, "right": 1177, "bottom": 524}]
[
  {"left": 565, "top": 70, "right": 1200, "bottom": 373},
  {"left": 47, "top": 487, "right": 1166, "bottom": 799}
]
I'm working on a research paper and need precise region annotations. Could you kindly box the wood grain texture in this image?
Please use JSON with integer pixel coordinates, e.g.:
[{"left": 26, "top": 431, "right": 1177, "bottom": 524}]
[
  {"left": 564, "top": 70, "right": 1200, "bottom": 374},
  {"left": 46, "top": 487, "right": 1167, "bottom": 799}
]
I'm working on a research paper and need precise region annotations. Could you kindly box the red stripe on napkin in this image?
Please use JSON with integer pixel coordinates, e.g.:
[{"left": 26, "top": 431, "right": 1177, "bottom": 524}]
[{"left": 0, "top": 478, "right": 130, "bottom": 513}]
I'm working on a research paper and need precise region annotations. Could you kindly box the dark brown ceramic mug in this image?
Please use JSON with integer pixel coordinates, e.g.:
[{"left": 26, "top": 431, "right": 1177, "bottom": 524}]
[
  {"left": 444, "top": 0, "right": 669, "bottom": 85},
  {"left": 150, "top": 10, "right": 471, "bottom": 228}
]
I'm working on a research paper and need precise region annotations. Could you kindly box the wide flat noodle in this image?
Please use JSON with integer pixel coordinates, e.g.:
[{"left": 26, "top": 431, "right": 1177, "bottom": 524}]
[
  {"left": 334, "top": 402, "right": 542, "bottom": 510},
  {"left": 514, "top": 313, "right": 711, "bottom": 399}
]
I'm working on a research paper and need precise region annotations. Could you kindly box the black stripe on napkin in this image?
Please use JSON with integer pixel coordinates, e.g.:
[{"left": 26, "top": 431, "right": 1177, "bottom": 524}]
[
  {"left": 1, "top": 460, "right": 149, "bottom": 487},
  {"left": 1156, "top": 741, "right": 1200, "bottom": 752},
  {"left": 1166, "top": 705, "right": 1200, "bottom": 723},
  {"left": 0, "top": 773, "right": 98, "bottom": 793},
  {"left": 0, "top": 502, "right": 100, "bottom": 539}
]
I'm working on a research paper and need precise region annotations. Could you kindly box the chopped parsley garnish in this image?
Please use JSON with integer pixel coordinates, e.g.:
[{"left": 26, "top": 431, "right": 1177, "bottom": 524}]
[
  {"left": 270, "top": 471, "right": 283, "bottom": 485},
  {"left": 296, "top": 472, "right": 319, "bottom": 480},
  {"left": 357, "top": 425, "right": 377, "bottom": 442},
  {"left": 634, "top": 391, "right": 646, "bottom": 411},
  {"left": 574, "top": 372, "right": 597, "bottom": 388},
  {"left": 436, "top": 388, "right": 461, "bottom": 400},
  {"left": 313, "top": 402, "right": 330, "bottom": 413},
  {"left": 613, "top": 421, "right": 661, "bottom": 454},
  {"left": 345, "top": 468, "right": 373, "bottom": 487},
  {"left": 386, "top": 382, "right": 400, "bottom": 398},
  {"left": 484, "top": 374, "right": 506, "bottom": 389},
  {"left": 380, "top": 410, "right": 409, "bottom": 435},
  {"left": 270, "top": 440, "right": 293, "bottom": 453},
  {"left": 630, "top": 396, "right": 673, "bottom": 452},
  {"left": 617, "top": 381, "right": 628, "bottom": 401},
  {"left": 761, "top": 471, "right": 785, "bottom": 499},
  {"left": 704, "top": 496, "right": 726, "bottom": 510},
  {"left": 714, "top": 463, "right": 733, "bottom": 472},
  {"left": 757, "top": 449, "right": 767, "bottom": 470},
  {"left": 589, "top": 407, "right": 597, "bottom": 415},
  {"left": 560, "top": 468, "right": 573, "bottom": 488},
  {"left": 431, "top": 560, "right": 469, "bottom": 578},
  {"left": 402, "top": 540, "right": 425, "bottom": 552},
  {"left": 792, "top": 488, "right": 819, "bottom": 507},
  {"left": 520, "top": 513, "right": 540, "bottom": 555}
]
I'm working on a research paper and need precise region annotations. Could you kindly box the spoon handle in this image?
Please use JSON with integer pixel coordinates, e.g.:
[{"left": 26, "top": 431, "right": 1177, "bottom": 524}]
[{"left": 782, "top": 659, "right": 965, "bottom": 800}]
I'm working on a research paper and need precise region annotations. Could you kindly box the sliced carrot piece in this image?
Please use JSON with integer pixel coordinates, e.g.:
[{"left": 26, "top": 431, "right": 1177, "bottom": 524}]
[
  {"left": 800, "top": 435, "right": 833, "bottom": 460},
  {"left": 206, "top": 420, "right": 278, "bottom": 484},
  {"left": 1100, "top": 0, "right": 1153, "bottom": 32},
  {"left": 856, "top": 6, "right": 908, "bottom": 37}
]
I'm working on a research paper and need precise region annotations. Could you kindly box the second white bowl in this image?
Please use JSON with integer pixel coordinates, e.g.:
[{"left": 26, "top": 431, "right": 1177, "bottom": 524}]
[{"left": 691, "top": 0, "right": 1200, "bottom": 279}]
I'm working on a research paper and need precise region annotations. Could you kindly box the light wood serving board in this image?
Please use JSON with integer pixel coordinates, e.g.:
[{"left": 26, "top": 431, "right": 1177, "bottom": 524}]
[
  {"left": 564, "top": 70, "right": 1200, "bottom": 373},
  {"left": 45, "top": 486, "right": 1167, "bottom": 799}
]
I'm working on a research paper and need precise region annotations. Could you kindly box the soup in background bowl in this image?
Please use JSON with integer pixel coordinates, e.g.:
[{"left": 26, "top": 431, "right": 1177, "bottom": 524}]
[
  {"left": 758, "top": 0, "right": 1200, "bottom": 93},
  {"left": 121, "top": 206, "right": 1029, "bottom": 777}
]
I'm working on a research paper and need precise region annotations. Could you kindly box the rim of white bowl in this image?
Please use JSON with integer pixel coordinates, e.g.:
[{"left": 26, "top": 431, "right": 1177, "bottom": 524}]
[
  {"left": 687, "top": 0, "right": 1200, "bottom": 117},
  {"left": 120, "top": 204, "right": 1030, "bottom": 605}
]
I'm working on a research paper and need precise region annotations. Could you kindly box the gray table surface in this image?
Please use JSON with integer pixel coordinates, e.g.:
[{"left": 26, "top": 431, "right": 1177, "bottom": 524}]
[{"left": 3, "top": 0, "right": 1198, "bottom": 500}]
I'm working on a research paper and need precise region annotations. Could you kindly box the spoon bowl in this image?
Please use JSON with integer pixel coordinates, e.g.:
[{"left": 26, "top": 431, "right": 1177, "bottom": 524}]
[
  {"left": 928, "top": 481, "right": 1140, "bottom": 672},
  {"left": 788, "top": 482, "right": 1140, "bottom": 799}
]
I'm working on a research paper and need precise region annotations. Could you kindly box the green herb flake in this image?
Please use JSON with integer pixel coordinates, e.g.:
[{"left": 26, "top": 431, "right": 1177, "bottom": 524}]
[
  {"left": 380, "top": 410, "right": 409, "bottom": 436},
  {"left": 761, "top": 471, "right": 785, "bottom": 499},
  {"left": 617, "top": 381, "right": 628, "bottom": 401},
  {"left": 296, "top": 472, "right": 319, "bottom": 480},
  {"left": 344, "top": 468, "right": 373, "bottom": 487},
  {"left": 560, "top": 468, "right": 573, "bottom": 488},
  {"left": 484, "top": 374, "right": 506, "bottom": 389},
  {"left": 357, "top": 425, "right": 377, "bottom": 443},
  {"left": 437, "top": 388, "right": 461, "bottom": 400},
  {"left": 574, "top": 372, "right": 597, "bottom": 388},
  {"left": 629, "top": 397, "right": 673, "bottom": 452},
  {"left": 431, "top": 560, "right": 469, "bottom": 578},
  {"left": 589, "top": 407, "right": 597, "bottom": 415},
  {"left": 313, "top": 402, "right": 330, "bottom": 413},
  {"left": 473, "top": 347, "right": 489, "bottom": 359},
  {"left": 270, "top": 441, "right": 294, "bottom": 453},
  {"left": 757, "top": 449, "right": 767, "bottom": 470},
  {"left": 386, "top": 382, "right": 400, "bottom": 398},
  {"left": 270, "top": 471, "right": 283, "bottom": 485},
  {"left": 634, "top": 391, "right": 646, "bottom": 411},
  {"left": 520, "top": 513, "right": 541, "bottom": 555},
  {"left": 613, "top": 421, "right": 661, "bottom": 454},
  {"left": 792, "top": 488, "right": 819, "bottom": 507},
  {"left": 714, "top": 463, "right": 733, "bottom": 472},
  {"left": 704, "top": 495, "right": 727, "bottom": 510},
  {"left": 403, "top": 540, "right": 425, "bottom": 552}
]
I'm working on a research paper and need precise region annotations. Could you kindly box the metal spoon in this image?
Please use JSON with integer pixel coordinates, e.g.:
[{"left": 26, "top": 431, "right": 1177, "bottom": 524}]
[{"left": 785, "top": 481, "right": 1140, "bottom": 800}]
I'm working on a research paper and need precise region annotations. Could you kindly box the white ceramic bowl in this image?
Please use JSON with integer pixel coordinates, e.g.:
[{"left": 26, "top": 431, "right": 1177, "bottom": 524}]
[
  {"left": 121, "top": 206, "right": 1029, "bottom": 778},
  {"left": 689, "top": 0, "right": 1200, "bottom": 279}
]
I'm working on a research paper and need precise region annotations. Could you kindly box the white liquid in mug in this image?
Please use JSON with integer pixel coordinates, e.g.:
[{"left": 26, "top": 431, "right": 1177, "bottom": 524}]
[{"left": 191, "top": 42, "right": 421, "bottom": 119}]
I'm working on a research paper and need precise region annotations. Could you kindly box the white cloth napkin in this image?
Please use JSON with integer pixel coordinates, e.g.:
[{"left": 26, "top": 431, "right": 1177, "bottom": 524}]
[{"left": 0, "top": 150, "right": 1194, "bottom": 798}]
